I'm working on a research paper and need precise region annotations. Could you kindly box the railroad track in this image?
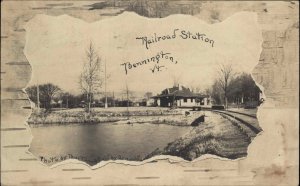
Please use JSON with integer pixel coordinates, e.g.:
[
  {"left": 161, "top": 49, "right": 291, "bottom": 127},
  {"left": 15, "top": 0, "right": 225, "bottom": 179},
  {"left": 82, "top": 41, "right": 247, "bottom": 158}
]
[
  {"left": 212, "top": 110, "right": 262, "bottom": 135},
  {"left": 225, "top": 110, "right": 257, "bottom": 119}
]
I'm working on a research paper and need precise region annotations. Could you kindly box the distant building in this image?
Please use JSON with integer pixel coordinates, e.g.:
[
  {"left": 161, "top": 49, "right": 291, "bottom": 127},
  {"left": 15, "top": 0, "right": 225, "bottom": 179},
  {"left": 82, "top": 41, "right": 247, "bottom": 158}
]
[
  {"left": 132, "top": 98, "right": 147, "bottom": 107},
  {"left": 146, "top": 98, "right": 155, "bottom": 106},
  {"left": 152, "top": 85, "right": 210, "bottom": 108}
]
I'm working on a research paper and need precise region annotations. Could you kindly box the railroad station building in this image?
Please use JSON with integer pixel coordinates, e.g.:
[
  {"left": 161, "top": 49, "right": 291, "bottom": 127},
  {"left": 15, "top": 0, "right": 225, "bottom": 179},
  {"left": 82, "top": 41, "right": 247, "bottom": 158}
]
[{"left": 152, "top": 85, "right": 210, "bottom": 108}]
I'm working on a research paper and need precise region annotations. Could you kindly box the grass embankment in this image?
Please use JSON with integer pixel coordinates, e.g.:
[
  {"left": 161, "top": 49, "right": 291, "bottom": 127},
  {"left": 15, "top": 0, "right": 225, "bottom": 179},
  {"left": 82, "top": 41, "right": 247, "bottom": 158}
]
[
  {"left": 27, "top": 107, "right": 204, "bottom": 126},
  {"left": 145, "top": 111, "right": 253, "bottom": 160}
]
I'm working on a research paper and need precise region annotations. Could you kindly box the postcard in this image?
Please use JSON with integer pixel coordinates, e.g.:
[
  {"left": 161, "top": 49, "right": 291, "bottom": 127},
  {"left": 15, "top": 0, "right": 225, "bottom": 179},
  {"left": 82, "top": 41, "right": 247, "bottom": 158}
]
[{"left": 1, "top": 1, "right": 298, "bottom": 185}]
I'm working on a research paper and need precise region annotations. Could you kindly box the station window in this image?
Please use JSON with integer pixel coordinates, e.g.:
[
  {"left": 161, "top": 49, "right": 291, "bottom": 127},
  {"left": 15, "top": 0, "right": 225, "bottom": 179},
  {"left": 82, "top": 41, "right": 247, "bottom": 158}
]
[{"left": 184, "top": 98, "right": 187, "bottom": 102}]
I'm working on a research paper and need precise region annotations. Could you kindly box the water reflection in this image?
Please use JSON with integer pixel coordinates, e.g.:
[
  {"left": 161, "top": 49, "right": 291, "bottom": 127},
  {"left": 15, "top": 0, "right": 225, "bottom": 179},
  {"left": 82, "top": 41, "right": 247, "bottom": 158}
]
[{"left": 30, "top": 123, "right": 191, "bottom": 165}]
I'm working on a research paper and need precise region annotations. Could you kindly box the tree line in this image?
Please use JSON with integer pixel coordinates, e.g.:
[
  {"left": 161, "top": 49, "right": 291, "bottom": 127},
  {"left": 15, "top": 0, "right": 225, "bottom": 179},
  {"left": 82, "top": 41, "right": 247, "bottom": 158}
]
[
  {"left": 26, "top": 84, "right": 90, "bottom": 111},
  {"left": 209, "top": 64, "right": 261, "bottom": 109},
  {"left": 25, "top": 83, "right": 148, "bottom": 112}
]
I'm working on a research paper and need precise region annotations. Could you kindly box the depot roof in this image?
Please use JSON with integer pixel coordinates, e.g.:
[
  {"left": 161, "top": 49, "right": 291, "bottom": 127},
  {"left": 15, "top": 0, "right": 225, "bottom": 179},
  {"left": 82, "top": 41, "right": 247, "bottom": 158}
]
[{"left": 152, "top": 85, "right": 208, "bottom": 99}]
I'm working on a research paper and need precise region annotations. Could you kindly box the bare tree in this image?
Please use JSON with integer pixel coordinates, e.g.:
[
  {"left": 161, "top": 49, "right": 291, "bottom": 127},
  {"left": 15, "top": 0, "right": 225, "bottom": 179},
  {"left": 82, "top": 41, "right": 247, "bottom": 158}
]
[
  {"left": 79, "top": 41, "right": 102, "bottom": 114},
  {"left": 217, "top": 64, "right": 234, "bottom": 109}
]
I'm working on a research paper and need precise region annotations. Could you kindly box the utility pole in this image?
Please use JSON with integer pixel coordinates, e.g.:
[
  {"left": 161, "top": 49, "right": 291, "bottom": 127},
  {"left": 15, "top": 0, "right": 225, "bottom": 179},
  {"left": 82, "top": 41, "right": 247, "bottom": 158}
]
[
  {"left": 104, "top": 60, "right": 108, "bottom": 109},
  {"left": 126, "top": 82, "right": 129, "bottom": 120},
  {"left": 36, "top": 81, "right": 40, "bottom": 112},
  {"left": 66, "top": 94, "right": 69, "bottom": 109},
  {"left": 112, "top": 91, "right": 115, "bottom": 107}
]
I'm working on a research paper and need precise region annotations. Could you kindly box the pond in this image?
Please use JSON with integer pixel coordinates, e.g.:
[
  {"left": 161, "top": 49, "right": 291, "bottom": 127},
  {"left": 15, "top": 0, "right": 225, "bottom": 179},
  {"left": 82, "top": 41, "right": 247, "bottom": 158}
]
[{"left": 29, "top": 123, "right": 192, "bottom": 165}]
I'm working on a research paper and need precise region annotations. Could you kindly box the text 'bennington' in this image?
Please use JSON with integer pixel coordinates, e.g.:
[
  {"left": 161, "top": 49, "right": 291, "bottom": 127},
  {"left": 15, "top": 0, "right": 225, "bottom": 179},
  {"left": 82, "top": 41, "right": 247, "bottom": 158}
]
[{"left": 120, "top": 51, "right": 178, "bottom": 75}]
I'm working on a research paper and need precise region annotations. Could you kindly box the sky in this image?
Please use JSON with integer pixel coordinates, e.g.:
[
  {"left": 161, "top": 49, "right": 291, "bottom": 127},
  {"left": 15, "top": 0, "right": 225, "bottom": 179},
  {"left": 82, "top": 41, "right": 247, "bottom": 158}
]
[{"left": 24, "top": 12, "right": 262, "bottom": 95}]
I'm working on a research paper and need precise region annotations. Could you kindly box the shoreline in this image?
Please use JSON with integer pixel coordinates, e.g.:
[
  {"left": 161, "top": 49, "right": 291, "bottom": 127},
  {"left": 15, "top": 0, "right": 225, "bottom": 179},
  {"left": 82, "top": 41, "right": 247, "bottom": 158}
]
[
  {"left": 28, "top": 119, "right": 197, "bottom": 128},
  {"left": 28, "top": 120, "right": 195, "bottom": 128},
  {"left": 27, "top": 107, "right": 206, "bottom": 127}
]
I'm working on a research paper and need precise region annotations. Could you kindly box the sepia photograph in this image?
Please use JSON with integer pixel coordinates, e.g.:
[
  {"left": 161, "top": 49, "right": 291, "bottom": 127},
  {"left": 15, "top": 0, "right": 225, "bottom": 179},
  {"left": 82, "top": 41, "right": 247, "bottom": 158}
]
[{"left": 24, "top": 12, "right": 264, "bottom": 165}]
